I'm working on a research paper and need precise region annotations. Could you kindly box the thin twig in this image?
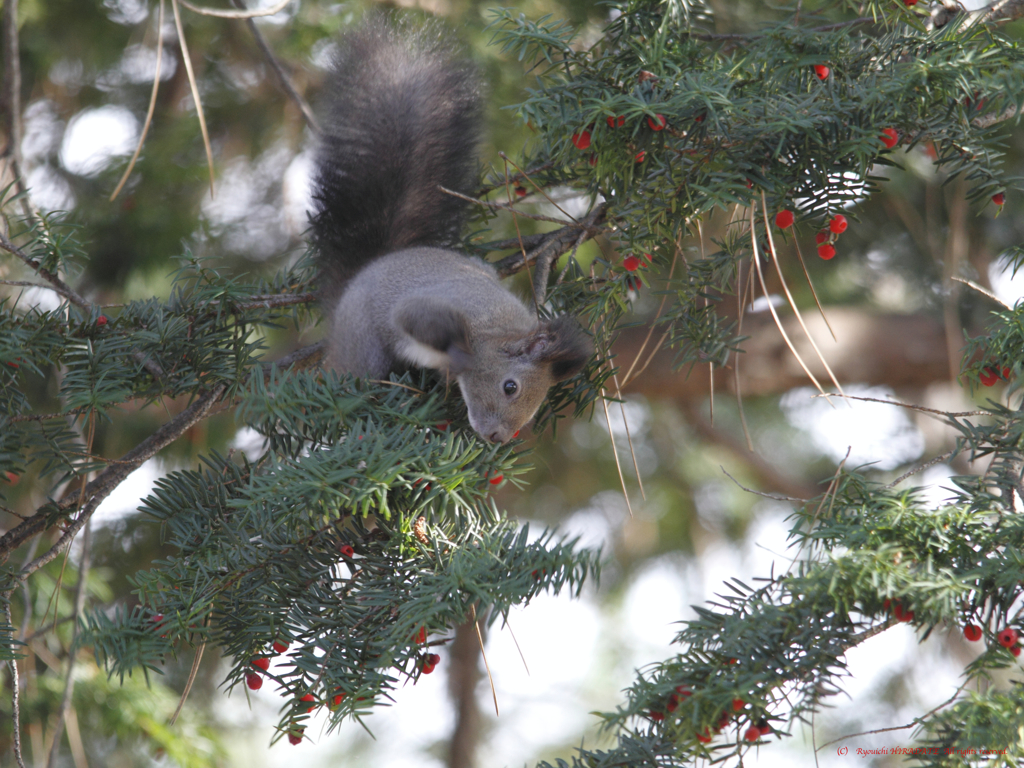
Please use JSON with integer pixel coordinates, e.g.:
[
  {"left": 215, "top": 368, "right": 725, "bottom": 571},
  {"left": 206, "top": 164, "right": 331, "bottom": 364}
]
[
  {"left": 5, "top": 596, "right": 28, "bottom": 768},
  {"left": 438, "top": 186, "right": 576, "bottom": 227},
  {"left": 760, "top": 191, "right": 845, "bottom": 396},
  {"left": 885, "top": 449, "right": 959, "bottom": 489},
  {"left": 809, "top": 392, "right": 986, "bottom": 418},
  {"left": 497, "top": 152, "right": 581, "bottom": 226},
  {"left": 618, "top": 247, "right": 679, "bottom": 388},
  {"left": 469, "top": 605, "right": 498, "bottom": 717},
  {"left": 748, "top": 204, "right": 829, "bottom": 398},
  {"left": 601, "top": 389, "right": 634, "bottom": 518},
  {"left": 791, "top": 236, "right": 836, "bottom": 341},
  {"left": 232, "top": 0, "right": 320, "bottom": 134},
  {"left": 503, "top": 618, "right": 529, "bottom": 675},
  {"left": 950, "top": 275, "right": 1010, "bottom": 309},
  {"left": 169, "top": 638, "right": 206, "bottom": 725},
  {"left": 111, "top": 0, "right": 165, "bottom": 202},
  {"left": 0, "top": 232, "right": 89, "bottom": 307},
  {"left": 172, "top": 0, "right": 216, "bottom": 197},
  {"left": 45, "top": 520, "right": 92, "bottom": 768},
  {"left": 720, "top": 467, "right": 807, "bottom": 503}
]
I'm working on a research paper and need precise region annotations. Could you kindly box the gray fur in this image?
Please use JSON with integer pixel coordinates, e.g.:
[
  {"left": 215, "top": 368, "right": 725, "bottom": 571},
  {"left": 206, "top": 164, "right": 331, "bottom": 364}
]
[{"left": 314, "top": 20, "right": 593, "bottom": 443}]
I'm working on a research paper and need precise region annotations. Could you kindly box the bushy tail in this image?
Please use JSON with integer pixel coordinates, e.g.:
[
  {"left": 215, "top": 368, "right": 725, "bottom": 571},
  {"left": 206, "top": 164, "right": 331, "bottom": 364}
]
[{"left": 311, "top": 17, "right": 482, "bottom": 299}]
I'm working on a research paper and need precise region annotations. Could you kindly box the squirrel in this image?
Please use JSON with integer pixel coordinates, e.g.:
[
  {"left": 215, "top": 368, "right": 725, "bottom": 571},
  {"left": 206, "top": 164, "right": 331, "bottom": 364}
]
[{"left": 310, "top": 18, "right": 593, "bottom": 444}]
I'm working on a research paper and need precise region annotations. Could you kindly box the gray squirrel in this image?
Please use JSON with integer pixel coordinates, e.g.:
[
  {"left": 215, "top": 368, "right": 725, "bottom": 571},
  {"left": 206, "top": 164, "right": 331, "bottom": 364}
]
[{"left": 311, "top": 18, "right": 593, "bottom": 444}]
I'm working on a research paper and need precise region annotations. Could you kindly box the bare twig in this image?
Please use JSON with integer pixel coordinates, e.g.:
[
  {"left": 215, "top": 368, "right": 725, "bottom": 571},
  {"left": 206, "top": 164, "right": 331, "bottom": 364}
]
[
  {"left": 791, "top": 236, "right": 836, "bottom": 341},
  {"left": 885, "top": 448, "right": 959, "bottom": 489},
  {"left": 111, "top": 0, "right": 165, "bottom": 202},
  {"left": 172, "top": 0, "right": 216, "bottom": 197},
  {"left": 601, "top": 388, "right": 634, "bottom": 518},
  {"left": 469, "top": 604, "right": 498, "bottom": 717},
  {"left": 438, "top": 185, "right": 578, "bottom": 227},
  {"left": 0, "top": 232, "right": 90, "bottom": 307},
  {"left": 810, "top": 392, "right": 986, "bottom": 418},
  {"left": 493, "top": 206, "right": 606, "bottom": 279},
  {"left": 45, "top": 521, "right": 92, "bottom": 768},
  {"left": 951, "top": 275, "right": 1010, "bottom": 310},
  {"left": 4, "top": 596, "right": 28, "bottom": 768},
  {"left": 0, "top": 383, "right": 227, "bottom": 567},
  {"left": 232, "top": 0, "right": 320, "bottom": 134}
]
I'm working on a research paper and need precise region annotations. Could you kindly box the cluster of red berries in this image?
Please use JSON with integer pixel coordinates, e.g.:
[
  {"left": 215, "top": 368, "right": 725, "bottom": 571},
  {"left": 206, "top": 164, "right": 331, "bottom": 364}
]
[
  {"left": 421, "top": 653, "right": 441, "bottom": 674},
  {"left": 979, "top": 364, "right": 1011, "bottom": 387},
  {"left": 964, "top": 623, "right": 1021, "bottom": 656},
  {"left": 572, "top": 113, "right": 668, "bottom": 165},
  {"left": 775, "top": 209, "right": 850, "bottom": 261},
  {"left": 883, "top": 598, "right": 915, "bottom": 623},
  {"left": 621, "top": 252, "right": 651, "bottom": 291},
  {"left": 648, "top": 687, "right": 770, "bottom": 745}
]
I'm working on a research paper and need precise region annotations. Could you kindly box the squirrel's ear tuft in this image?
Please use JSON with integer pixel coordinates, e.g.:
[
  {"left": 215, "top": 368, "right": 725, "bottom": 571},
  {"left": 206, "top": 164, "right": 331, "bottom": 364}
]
[
  {"left": 394, "top": 300, "right": 473, "bottom": 373},
  {"left": 531, "top": 316, "right": 594, "bottom": 381}
]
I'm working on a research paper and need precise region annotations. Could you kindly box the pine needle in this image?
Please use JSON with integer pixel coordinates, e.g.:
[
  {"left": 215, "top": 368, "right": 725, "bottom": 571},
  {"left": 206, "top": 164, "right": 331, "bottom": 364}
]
[{"left": 172, "top": 0, "right": 215, "bottom": 197}]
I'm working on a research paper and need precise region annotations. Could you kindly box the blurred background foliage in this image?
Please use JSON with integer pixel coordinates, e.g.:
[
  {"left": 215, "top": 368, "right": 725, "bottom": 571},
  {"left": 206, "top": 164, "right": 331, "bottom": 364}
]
[{"left": 4, "top": 0, "right": 1024, "bottom": 767}]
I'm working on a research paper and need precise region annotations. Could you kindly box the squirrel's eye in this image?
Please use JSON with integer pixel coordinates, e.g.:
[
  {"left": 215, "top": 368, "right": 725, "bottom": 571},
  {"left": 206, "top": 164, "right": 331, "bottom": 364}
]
[{"left": 503, "top": 380, "right": 518, "bottom": 396}]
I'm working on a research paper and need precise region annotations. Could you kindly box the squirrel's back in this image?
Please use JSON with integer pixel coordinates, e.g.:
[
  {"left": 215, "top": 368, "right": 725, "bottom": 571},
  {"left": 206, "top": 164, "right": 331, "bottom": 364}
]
[{"left": 311, "top": 18, "right": 482, "bottom": 301}]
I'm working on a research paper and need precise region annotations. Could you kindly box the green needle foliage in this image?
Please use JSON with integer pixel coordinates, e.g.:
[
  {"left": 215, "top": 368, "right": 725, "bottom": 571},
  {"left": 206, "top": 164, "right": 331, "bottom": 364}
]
[{"left": 5, "top": 0, "right": 1024, "bottom": 764}]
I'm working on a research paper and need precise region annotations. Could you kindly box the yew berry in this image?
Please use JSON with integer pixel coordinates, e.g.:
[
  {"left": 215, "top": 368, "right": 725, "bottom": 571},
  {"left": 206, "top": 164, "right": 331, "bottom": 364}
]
[
  {"left": 331, "top": 692, "right": 345, "bottom": 708},
  {"left": 647, "top": 114, "right": 667, "bottom": 131},
  {"left": 813, "top": 65, "right": 830, "bottom": 80},
  {"left": 732, "top": 698, "right": 745, "bottom": 712},
  {"left": 339, "top": 544, "right": 355, "bottom": 558},
  {"left": 997, "top": 627, "right": 1019, "bottom": 648},
  {"left": 422, "top": 663, "right": 436, "bottom": 675},
  {"left": 436, "top": 421, "right": 450, "bottom": 431},
  {"left": 487, "top": 473, "right": 504, "bottom": 485},
  {"left": 427, "top": 653, "right": 441, "bottom": 666},
  {"left": 993, "top": 192, "right": 1006, "bottom": 206},
  {"left": 571, "top": 131, "right": 592, "bottom": 150},
  {"left": 1012, "top": 645, "right": 1021, "bottom": 657},
  {"left": 588, "top": 154, "right": 598, "bottom": 167},
  {"left": 514, "top": 186, "right": 527, "bottom": 198},
  {"left": 893, "top": 603, "right": 914, "bottom": 623},
  {"left": 606, "top": 115, "right": 625, "bottom": 128},
  {"left": 414, "top": 626, "right": 427, "bottom": 644},
  {"left": 903, "top": 0, "right": 918, "bottom": 5},
  {"left": 251, "top": 657, "right": 270, "bottom": 671},
  {"left": 829, "top": 215, "right": 848, "bottom": 234},
  {"left": 1003, "top": 367, "right": 1011, "bottom": 379},
  {"left": 513, "top": 430, "right": 520, "bottom": 439},
  {"left": 675, "top": 686, "right": 691, "bottom": 698},
  {"left": 980, "top": 368, "right": 998, "bottom": 387},
  {"left": 775, "top": 210, "right": 794, "bottom": 229},
  {"left": 97, "top": 315, "right": 108, "bottom": 326},
  {"left": 272, "top": 639, "right": 289, "bottom": 654},
  {"left": 880, "top": 128, "right": 899, "bottom": 149},
  {"left": 745, "top": 726, "right": 761, "bottom": 742},
  {"left": 300, "top": 693, "right": 316, "bottom": 713},
  {"left": 635, "top": 151, "right": 646, "bottom": 163},
  {"left": 696, "top": 729, "right": 712, "bottom": 744},
  {"left": 757, "top": 718, "right": 772, "bottom": 736},
  {"left": 963, "top": 624, "right": 983, "bottom": 642},
  {"left": 818, "top": 244, "right": 836, "bottom": 260},
  {"left": 650, "top": 711, "right": 665, "bottom": 722},
  {"left": 246, "top": 672, "right": 263, "bottom": 691},
  {"left": 623, "top": 255, "right": 641, "bottom": 272},
  {"left": 288, "top": 728, "right": 304, "bottom": 746},
  {"left": 666, "top": 694, "right": 679, "bottom": 712},
  {"left": 816, "top": 231, "right": 829, "bottom": 245}
]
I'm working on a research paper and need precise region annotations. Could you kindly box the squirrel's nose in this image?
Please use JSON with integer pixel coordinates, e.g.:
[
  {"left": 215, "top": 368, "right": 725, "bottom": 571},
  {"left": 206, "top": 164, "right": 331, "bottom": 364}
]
[{"left": 487, "top": 431, "right": 505, "bottom": 444}]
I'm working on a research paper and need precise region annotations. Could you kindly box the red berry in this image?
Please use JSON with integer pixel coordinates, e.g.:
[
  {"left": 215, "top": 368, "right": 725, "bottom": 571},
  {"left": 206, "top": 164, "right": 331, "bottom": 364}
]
[
  {"left": 331, "top": 692, "right": 345, "bottom": 708},
  {"left": 246, "top": 672, "right": 263, "bottom": 690},
  {"left": 287, "top": 728, "right": 303, "bottom": 745},
  {"left": 588, "top": 154, "right": 598, "bottom": 167},
  {"left": 339, "top": 544, "right": 355, "bottom": 557},
  {"left": 414, "top": 626, "right": 427, "bottom": 644},
  {"left": 903, "top": 0, "right": 918, "bottom": 5},
  {"left": 421, "top": 663, "right": 436, "bottom": 675},
  {"left": 623, "top": 255, "right": 641, "bottom": 272},
  {"left": 635, "top": 151, "right": 646, "bottom": 163},
  {"left": 4, "top": 471, "right": 18, "bottom": 484},
  {"left": 514, "top": 186, "right": 527, "bottom": 198},
  {"left": 998, "top": 627, "right": 1019, "bottom": 648},
  {"left": 829, "top": 214, "right": 848, "bottom": 234},
  {"left": 757, "top": 719, "right": 772, "bottom": 736},
  {"left": 696, "top": 729, "right": 712, "bottom": 743},
  {"left": 745, "top": 725, "right": 761, "bottom": 742},
  {"left": 427, "top": 653, "right": 441, "bottom": 665},
  {"left": 775, "top": 210, "right": 794, "bottom": 229},
  {"left": 666, "top": 694, "right": 679, "bottom": 712},
  {"left": 880, "top": 128, "right": 899, "bottom": 149},
  {"left": 963, "top": 624, "right": 982, "bottom": 642},
  {"left": 272, "top": 639, "right": 289, "bottom": 654},
  {"left": 436, "top": 421, "right": 450, "bottom": 431},
  {"left": 300, "top": 693, "right": 316, "bottom": 712},
  {"left": 813, "top": 65, "right": 830, "bottom": 80},
  {"left": 571, "top": 130, "right": 591, "bottom": 150},
  {"left": 980, "top": 368, "right": 998, "bottom": 387},
  {"left": 96, "top": 315, "right": 108, "bottom": 326},
  {"left": 675, "top": 686, "right": 691, "bottom": 698},
  {"left": 993, "top": 192, "right": 1006, "bottom": 206},
  {"left": 893, "top": 603, "right": 914, "bottom": 623},
  {"left": 647, "top": 114, "right": 667, "bottom": 131},
  {"left": 251, "top": 657, "right": 270, "bottom": 671},
  {"left": 732, "top": 698, "right": 745, "bottom": 711},
  {"left": 817, "top": 244, "right": 836, "bottom": 260},
  {"left": 882, "top": 598, "right": 891, "bottom": 610},
  {"left": 1012, "top": 645, "right": 1021, "bottom": 657},
  {"left": 815, "top": 231, "right": 829, "bottom": 244},
  {"left": 606, "top": 115, "right": 625, "bottom": 128},
  {"left": 513, "top": 430, "right": 520, "bottom": 438},
  {"left": 650, "top": 711, "right": 665, "bottom": 722},
  {"left": 488, "top": 473, "right": 503, "bottom": 485}
]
